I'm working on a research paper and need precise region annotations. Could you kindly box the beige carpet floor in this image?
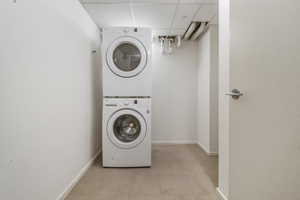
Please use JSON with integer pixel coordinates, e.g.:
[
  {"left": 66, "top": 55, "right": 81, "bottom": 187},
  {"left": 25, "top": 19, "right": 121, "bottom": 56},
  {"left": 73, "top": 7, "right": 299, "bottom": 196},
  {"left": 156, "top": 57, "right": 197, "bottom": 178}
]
[{"left": 66, "top": 144, "right": 218, "bottom": 200}]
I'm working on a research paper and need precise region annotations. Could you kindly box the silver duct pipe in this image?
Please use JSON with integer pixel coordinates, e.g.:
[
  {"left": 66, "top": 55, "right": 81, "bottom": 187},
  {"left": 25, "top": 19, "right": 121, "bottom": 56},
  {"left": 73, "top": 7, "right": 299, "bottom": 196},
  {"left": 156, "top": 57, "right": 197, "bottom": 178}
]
[
  {"left": 190, "top": 22, "right": 207, "bottom": 40},
  {"left": 176, "top": 35, "right": 181, "bottom": 48},
  {"left": 183, "top": 22, "right": 197, "bottom": 40}
]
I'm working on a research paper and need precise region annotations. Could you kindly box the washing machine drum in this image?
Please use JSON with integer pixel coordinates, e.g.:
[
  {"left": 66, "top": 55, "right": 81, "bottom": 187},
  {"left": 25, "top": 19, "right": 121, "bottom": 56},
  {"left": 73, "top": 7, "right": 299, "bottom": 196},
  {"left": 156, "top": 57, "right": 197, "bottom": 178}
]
[
  {"left": 107, "top": 109, "right": 147, "bottom": 149},
  {"left": 107, "top": 37, "right": 147, "bottom": 78}
]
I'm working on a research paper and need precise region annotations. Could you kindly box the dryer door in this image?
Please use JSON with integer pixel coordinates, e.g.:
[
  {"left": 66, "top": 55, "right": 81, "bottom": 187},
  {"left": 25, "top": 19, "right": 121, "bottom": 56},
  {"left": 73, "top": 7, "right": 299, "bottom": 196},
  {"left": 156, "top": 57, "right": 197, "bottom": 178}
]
[
  {"left": 106, "top": 37, "right": 147, "bottom": 78},
  {"left": 107, "top": 109, "right": 147, "bottom": 149}
]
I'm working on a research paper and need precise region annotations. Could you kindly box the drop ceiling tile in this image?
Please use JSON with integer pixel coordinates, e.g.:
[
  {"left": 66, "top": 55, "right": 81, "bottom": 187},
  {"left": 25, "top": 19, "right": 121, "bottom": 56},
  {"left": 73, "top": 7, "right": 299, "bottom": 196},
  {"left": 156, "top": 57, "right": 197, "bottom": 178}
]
[
  {"left": 131, "top": 0, "right": 177, "bottom": 3},
  {"left": 81, "top": 0, "right": 130, "bottom": 3},
  {"left": 172, "top": 4, "right": 200, "bottom": 29},
  {"left": 179, "top": 0, "right": 217, "bottom": 3},
  {"left": 194, "top": 4, "right": 216, "bottom": 21},
  {"left": 83, "top": 4, "right": 134, "bottom": 27},
  {"left": 132, "top": 4, "right": 177, "bottom": 28},
  {"left": 179, "top": 0, "right": 200, "bottom": 3},
  {"left": 81, "top": 0, "right": 216, "bottom": 3}
]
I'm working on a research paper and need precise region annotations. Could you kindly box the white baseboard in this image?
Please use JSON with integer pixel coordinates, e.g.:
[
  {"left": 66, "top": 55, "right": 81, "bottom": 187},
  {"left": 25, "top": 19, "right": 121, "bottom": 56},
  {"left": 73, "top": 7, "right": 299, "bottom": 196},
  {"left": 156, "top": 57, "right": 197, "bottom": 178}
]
[
  {"left": 216, "top": 187, "right": 228, "bottom": 200},
  {"left": 56, "top": 150, "right": 101, "bottom": 200},
  {"left": 152, "top": 140, "right": 197, "bottom": 144},
  {"left": 197, "top": 142, "right": 218, "bottom": 156}
]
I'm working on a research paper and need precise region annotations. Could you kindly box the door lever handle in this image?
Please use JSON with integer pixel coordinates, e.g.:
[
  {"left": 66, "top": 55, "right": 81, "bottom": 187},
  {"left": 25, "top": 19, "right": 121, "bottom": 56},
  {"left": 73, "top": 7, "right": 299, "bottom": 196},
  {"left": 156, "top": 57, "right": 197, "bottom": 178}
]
[{"left": 226, "top": 89, "right": 244, "bottom": 100}]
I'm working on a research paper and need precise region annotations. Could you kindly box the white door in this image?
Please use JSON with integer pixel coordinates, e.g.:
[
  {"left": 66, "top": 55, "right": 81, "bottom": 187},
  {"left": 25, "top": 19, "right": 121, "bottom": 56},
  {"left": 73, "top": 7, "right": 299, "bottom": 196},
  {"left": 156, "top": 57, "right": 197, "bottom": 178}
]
[{"left": 219, "top": 0, "right": 300, "bottom": 199}]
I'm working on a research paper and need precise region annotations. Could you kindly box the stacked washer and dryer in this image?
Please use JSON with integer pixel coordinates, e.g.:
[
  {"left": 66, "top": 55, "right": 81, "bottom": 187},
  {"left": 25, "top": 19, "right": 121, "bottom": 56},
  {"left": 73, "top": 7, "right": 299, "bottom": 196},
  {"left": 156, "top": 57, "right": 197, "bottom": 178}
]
[{"left": 101, "top": 27, "right": 152, "bottom": 167}]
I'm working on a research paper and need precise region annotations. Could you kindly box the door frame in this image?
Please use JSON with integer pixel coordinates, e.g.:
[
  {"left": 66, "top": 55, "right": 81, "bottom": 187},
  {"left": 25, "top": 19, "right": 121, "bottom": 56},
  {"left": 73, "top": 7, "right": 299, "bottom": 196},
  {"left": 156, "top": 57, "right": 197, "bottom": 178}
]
[{"left": 217, "top": 0, "right": 230, "bottom": 199}]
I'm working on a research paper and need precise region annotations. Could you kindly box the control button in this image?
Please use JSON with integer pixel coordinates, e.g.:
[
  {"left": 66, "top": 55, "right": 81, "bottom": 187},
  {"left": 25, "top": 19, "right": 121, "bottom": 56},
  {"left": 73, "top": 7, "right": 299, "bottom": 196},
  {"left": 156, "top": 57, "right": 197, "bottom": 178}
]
[{"left": 123, "top": 29, "right": 129, "bottom": 34}]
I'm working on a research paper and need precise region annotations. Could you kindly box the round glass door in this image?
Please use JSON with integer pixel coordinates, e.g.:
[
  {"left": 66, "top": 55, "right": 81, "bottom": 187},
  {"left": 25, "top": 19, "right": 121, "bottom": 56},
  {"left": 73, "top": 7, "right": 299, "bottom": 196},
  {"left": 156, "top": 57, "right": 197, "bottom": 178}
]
[
  {"left": 107, "top": 37, "right": 147, "bottom": 78},
  {"left": 113, "top": 114, "right": 141, "bottom": 143},
  {"left": 107, "top": 109, "right": 147, "bottom": 149},
  {"left": 113, "top": 43, "right": 141, "bottom": 72}
]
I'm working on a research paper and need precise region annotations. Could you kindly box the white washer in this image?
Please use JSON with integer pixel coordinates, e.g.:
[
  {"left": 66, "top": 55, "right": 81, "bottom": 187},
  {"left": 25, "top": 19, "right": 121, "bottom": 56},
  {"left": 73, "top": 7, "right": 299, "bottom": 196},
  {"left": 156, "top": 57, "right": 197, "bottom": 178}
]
[
  {"left": 102, "top": 97, "right": 151, "bottom": 167},
  {"left": 101, "top": 27, "right": 152, "bottom": 97}
]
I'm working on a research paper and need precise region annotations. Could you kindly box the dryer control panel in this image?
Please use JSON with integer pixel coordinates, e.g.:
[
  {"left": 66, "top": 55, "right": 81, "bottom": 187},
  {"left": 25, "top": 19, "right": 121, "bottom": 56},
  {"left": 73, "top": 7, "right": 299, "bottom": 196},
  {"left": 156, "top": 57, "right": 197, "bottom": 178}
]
[{"left": 104, "top": 97, "right": 151, "bottom": 109}]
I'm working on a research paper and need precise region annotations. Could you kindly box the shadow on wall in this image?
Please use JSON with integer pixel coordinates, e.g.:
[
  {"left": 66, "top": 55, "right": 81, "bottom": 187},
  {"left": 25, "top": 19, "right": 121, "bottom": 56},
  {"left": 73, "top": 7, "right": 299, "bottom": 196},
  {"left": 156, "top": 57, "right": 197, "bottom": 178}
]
[{"left": 90, "top": 47, "right": 103, "bottom": 155}]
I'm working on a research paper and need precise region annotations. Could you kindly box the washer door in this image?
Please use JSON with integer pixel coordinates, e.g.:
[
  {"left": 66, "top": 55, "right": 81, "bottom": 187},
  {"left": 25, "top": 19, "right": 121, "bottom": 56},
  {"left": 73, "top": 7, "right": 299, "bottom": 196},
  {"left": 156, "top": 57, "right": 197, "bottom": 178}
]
[
  {"left": 106, "top": 37, "right": 147, "bottom": 78},
  {"left": 107, "top": 109, "right": 147, "bottom": 149}
]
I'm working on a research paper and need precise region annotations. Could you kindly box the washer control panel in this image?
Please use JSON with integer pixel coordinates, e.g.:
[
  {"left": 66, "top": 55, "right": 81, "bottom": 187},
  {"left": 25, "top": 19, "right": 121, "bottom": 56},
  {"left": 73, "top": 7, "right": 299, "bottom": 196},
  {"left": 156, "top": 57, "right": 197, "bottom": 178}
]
[
  {"left": 123, "top": 99, "right": 138, "bottom": 106},
  {"left": 104, "top": 98, "right": 150, "bottom": 108}
]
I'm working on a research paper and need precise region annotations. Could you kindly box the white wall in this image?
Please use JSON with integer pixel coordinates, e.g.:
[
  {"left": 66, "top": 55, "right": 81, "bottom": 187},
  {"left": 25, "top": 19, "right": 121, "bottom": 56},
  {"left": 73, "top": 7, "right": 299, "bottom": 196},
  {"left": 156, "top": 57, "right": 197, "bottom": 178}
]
[
  {"left": 152, "top": 42, "right": 198, "bottom": 143},
  {"left": 0, "top": 1, "right": 101, "bottom": 200},
  {"left": 197, "top": 26, "right": 219, "bottom": 154},
  {"left": 197, "top": 30, "right": 211, "bottom": 150}
]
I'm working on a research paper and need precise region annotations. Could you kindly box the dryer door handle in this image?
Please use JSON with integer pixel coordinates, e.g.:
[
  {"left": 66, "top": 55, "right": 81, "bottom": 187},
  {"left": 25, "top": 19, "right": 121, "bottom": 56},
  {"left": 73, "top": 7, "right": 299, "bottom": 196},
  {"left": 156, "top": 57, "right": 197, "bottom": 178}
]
[{"left": 105, "top": 104, "right": 118, "bottom": 107}]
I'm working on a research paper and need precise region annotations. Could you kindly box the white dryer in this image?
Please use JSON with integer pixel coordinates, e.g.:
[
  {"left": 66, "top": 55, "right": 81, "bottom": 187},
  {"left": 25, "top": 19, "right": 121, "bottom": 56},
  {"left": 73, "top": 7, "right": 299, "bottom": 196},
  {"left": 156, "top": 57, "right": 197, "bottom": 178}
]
[
  {"left": 101, "top": 27, "right": 152, "bottom": 97},
  {"left": 102, "top": 97, "right": 151, "bottom": 167}
]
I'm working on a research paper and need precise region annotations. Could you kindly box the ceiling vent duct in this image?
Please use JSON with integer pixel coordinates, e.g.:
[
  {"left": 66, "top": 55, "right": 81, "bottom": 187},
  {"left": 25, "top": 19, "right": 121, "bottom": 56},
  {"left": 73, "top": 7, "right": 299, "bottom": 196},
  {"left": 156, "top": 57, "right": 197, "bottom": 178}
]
[
  {"left": 183, "top": 22, "right": 209, "bottom": 41},
  {"left": 183, "top": 22, "right": 197, "bottom": 41},
  {"left": 157, "top": 22, "right": 208, "bottom": 54}
]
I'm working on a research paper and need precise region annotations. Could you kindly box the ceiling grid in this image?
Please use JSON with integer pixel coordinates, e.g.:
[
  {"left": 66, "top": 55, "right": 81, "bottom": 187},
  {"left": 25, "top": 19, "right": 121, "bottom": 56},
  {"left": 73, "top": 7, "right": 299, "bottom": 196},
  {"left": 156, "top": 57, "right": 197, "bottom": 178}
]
[
  {"left": 81, "top": 0, "right": 217, "bottom": 36},
  {"left": 168, "top": 0, "right": 181, "bottom": 35}
]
